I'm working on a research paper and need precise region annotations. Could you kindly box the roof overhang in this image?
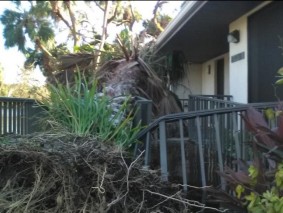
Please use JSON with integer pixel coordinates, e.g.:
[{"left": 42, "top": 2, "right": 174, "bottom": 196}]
[{"left": 155, "top": 1, "right": 265, "bottom": 63}]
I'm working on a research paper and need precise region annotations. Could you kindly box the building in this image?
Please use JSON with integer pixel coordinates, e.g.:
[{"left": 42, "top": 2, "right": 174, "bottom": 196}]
[{"left": 156, "top": 1, "right": 283, "bottom": 103}]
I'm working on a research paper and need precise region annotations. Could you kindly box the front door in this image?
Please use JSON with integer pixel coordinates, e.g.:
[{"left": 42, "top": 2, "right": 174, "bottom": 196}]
[
  {"left": 216, "top": 58, "right": 224, "bottom": 96},
  {"left": 248, "top": 2, "right": 283, "bottom": 102}
]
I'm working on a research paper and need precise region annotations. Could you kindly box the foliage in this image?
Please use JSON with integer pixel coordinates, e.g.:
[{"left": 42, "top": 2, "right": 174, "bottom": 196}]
[
  {"left": 275, "top": 67, "right": 283, "bottom": 85},
  {"left": 0, "top": 65, "right": 49, "bottom": 100},
  {"left": 0, "top": 65, "right": 9, "bottom": 96},
  {"left": 216, "top": 106, "right": 283, "bottom": 212},
  {"left": 142, "top": 14, "right": 172, "bottom": 38},
  {"left": 139, "top": 40, "right": 187, "bottom": 87},
  {"left": 0, "top": 1, "right": 55, "bottom": 53},
  {"left": 40, "top": 71, "right": 141, "bottom": 147},
  {"left": 6, "top": 83, "right": 49, "bottom": 101},
  {"left": 243, "top": 164, "right": 283, "bottom": 213},
  {"left": 0, "top": 1, "right": 178, "bottom": 85}
]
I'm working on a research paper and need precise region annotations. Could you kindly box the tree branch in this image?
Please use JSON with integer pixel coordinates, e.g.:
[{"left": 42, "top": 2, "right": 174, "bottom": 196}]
[
  {"left": 107, "top": 2, "right": 119, "bottom": 24},
  {"left": 50, "top": 1, "right": 78, "bottom": 48},
  {"left": 64, "top": 1, "right": 79, "bottom": 47},
  {"left": 145, "top": 189, "right": 229, "bottom": 212},
  {"left": 152, "top": 1, "right": 167, "bottom": 33},
  {"left": 50, "top": 1, "right": 72, "bottom": 29},
  {"left": 35, "top": 38, "right": 53, "bottom": 57},
  {"left": 116, "top": 34, "right": 130, "bottom": 61},
  {"left": 35, "top": 38, "right": 55, "bottom": 81},
  {"left": 129, "top": 3, "right": 136, "bottom": 32},
  {"left": 94, "top": 1, "right": 105, "bottom": 12},
  {"left": 94, "top": 0, "right": 111, "bottom": 69}
]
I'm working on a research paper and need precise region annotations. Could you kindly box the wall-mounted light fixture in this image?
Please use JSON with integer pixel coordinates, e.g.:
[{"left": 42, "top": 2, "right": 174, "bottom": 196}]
[{"left": 227, "top": 30, "right": 240, "bottom": 43}]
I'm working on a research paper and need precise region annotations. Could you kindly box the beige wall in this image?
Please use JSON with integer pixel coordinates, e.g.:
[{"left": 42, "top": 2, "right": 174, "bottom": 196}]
[
  {"left": 172, "top": 53, "right": 230, "bottom": 98},
  {"left": 172, "top": 2, "right": 272, "bottom": 101},
  {"left": 201, "top": 53, "right": 229, "bottom": 95},
  {"left": 229, "top": 16, "right": 248, "bottom": 103}
]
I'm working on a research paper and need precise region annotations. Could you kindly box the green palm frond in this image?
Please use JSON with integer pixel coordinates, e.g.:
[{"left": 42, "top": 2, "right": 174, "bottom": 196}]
[
  {"left": 3, "top": 21, "right": 26, "bottom": 52},
  {"left": 1, "top": 2, "right": 55, "bottom": 54},
  {"left": 37, "top": 20, "right": 55, "bottom": 41},
  {"left": 30, "top": 1, "right": 52, "bottom": 17}
]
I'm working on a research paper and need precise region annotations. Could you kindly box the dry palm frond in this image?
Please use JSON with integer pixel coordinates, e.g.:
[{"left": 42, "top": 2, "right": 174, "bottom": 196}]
[
  {"left": 57, "top": 53, "right": 94, "bottom": 70},
  {"left": 95, "top": 56, "right": 182, "bottom": 117},
  {"left": 45, "top": 38, "right": 182, "bottom": 118}
]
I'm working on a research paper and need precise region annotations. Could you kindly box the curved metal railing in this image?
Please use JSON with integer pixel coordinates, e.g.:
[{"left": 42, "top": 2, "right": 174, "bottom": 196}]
[{"left": 135, "top": 101, "right": 281, "bottom": 192}]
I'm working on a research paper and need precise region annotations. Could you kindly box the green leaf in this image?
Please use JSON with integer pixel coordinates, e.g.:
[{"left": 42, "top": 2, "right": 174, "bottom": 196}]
[
  {"left": 277, "top": 67, "right": 283, "bottom": 76},
  {"left": 265, "top": 108, "right": 275, "bottom": 120},
  {"left": 235, "top": 184, "right": 245, "bottom": 199},
  {"left": 275, "top": 78, "right": 283, "bottom": 85},
  {"left": 249, "top": 165, "right": 259, "bottom": 179},
  {"left": 37, "top": 22, "right": 54, "bottom": 41}
]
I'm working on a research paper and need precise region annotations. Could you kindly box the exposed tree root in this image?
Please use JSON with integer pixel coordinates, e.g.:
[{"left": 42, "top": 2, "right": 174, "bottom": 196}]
[{"left": 0, "top": 134, "right": 224, "bottom": 212}]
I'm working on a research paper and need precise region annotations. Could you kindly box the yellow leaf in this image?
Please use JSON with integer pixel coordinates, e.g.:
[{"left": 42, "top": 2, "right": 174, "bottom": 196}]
[
  {"left": 265, "top": 108, "right": 275, "bottom": 120},
  {"left": 236, "top": 184, "right": 245, "bottom": 199}
]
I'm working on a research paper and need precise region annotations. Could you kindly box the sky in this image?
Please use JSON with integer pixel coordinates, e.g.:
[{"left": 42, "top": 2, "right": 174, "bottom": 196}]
[{"left": 0, "top": 1, "right": 183, "bottom": 86}]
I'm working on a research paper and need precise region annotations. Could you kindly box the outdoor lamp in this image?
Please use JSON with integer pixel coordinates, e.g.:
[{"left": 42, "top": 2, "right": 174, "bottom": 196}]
[{"left": 227, "top": 30, "right": 240, "bottom": 43}]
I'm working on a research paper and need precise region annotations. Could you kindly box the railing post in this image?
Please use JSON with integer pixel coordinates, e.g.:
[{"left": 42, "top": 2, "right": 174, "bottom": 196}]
[
  {"left": 196, "top": 116, "right": 207, "bottom": 207},
  {"left": 8, "top": 101, "right": 12, "bottom": 133},
  {"left": 133, "top": 99, "right": 152, "bottom": 164},
  {"left": 159, "top": 120, "right": 168, "bottom": 181},
  {"left": 233, "top": 112, "right": 241, "bottom": 170},
  {"left": 179, "top": 119, "right": 188, "bottom": 191},
  {"left": 196, "top": 117, "right": 206, "bottom": 187},
  {"left": 0, "top": 101, "right": 2, "bottom": 134},
  {"left": 213, "top": 114, "right": 226, "bottom": 190},
  {"left": 12, "top": 101, "right": 16, "bottom": 133},
  {"left": 3, "top": 101, "right": 7, "bottom": 134}
]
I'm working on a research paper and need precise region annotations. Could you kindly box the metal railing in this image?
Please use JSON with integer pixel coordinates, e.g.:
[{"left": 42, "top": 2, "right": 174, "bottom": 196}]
[
  {"left": 0, "top": 96, "right": 154, "bottom": 137},
  {"left": 135, "top": 101, "right": 280, "bottom": 194},
  {"left": 187, "top": 95, "right": 242, "bottom": 111},
  {"left": 194, "top": 95, "right": 233, "bottom": 101},
  {"left": 0, "top": 97, "right": 44, "bottom": 135},
  {"left": 179, "top": 95, "right": 236, "bottom": 112}
]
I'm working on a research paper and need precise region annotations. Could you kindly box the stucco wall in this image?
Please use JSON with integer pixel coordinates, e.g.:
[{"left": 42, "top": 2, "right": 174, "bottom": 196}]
[
  {"left": 173, "top": 53, "right": 230, "bottom": 98},
  {"left": 201, "top": 53, "right": 229, "bottom": 96},
  {"left": 202, "top": 60, "right": 215, "bottom": 95},
  {"left": 229, "top": 17, "right": 248, "bottom": 103}
]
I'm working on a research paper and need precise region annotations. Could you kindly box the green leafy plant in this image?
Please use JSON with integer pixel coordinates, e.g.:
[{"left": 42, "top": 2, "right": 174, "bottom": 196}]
[
  {"left": 216, "top": 106, "right": 283, "bottom": 212},
  {"left": 275, "top": 67, "right": 283, "bottom": 85},
  {"left": 243, "top": 163, "right": 283, "bottom": 213},
  {"left": 40, "top": 71, "right": 141, "bottom": 148}
]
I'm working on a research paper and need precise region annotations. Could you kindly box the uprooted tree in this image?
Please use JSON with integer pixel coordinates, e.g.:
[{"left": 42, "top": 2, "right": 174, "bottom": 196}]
[
  {"left": 0, "top": 2, "right": 228, "bottom": 212},
  {"left": 1, "top": 0, "right": 184, "bottom": 117}
]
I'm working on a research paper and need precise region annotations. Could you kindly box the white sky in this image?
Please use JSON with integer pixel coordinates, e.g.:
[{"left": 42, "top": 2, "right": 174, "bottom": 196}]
[{"left": 0, "top": 1, "right": 183, "bottom": 85}]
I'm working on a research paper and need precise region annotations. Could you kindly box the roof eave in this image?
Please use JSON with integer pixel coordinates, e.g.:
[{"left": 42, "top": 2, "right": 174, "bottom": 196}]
[{"left": 155, "top": 1, "right": 207, "bottom": 53}]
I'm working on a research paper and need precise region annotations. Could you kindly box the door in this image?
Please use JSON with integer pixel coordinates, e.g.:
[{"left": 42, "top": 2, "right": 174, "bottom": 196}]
[
  {"left": 248, "top": 2, "right": 283, "bottom": 103},
  {"left": 216, "top": 58, "right": 224, "bottom": 96}
]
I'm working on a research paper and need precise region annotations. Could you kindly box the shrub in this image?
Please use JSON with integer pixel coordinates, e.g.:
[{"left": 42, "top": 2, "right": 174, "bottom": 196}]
[
  {"left": 216, "top": 106, "right": 283, "bottom": 212},
  {"left": 40, "top": 72, "right": 141, "bottom": 148}
]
